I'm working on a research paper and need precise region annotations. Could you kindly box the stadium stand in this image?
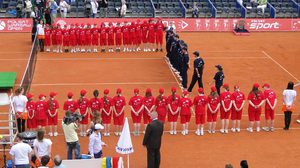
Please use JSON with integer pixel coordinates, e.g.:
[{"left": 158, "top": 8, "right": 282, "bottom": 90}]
[
  {"left": 182, "top": 0, "right": 214, "bottom": 18},
  {"left": 211, "top": 0, "right": 244, "bottom": 18},
  {"left": 125, "top": 0, "right": 154, "bottom": 18},
  {"left": 153, "top": 0, "right": 186, "bottom": 17},
  {"left": 242, "top": 0, "right": 273, "bottom": 18},
  {"left": 269, "top": 0, "right": 299, "bottom": 18}
]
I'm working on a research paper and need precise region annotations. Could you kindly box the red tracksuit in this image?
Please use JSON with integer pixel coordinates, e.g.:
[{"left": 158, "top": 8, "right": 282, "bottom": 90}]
[
  {"left": 231, "top": 91, "right": 245, "bottom": 120},
  {"left": 143, "top": 96, "right": 155, "bottom": 124},
  {"left": 167, "top": 94, "right": 180, "bottom": 122},
  {"left": 79, "top": 29, "right": 86, "bottom": 46},
  {"left": 35, "top": 100, "right": 49, "bottom": 127},
  {"left": 69, "top": 28, "right": 77, "bottom": 47},
  {"left": 85, "top": 28, "right": 92, "bottom": 46},
  {"left": 122, "top": 25, "right": 129, "bottom": 45},
  {"left": 113, "top": 96, "right": 126, "bottom": 126},
  {"left": 207, "top": 95, "right": 220, "bottom": 122},
  {"left": 179, "top": 97, "right": 193, "bottom": 124},
  {"left": 63, "top": 29, "right": 70, "bottom": 47},
  {"left": 248, "top": 91, "right": 265, "bottom": 121},
  {"left": 56, "top": 29, "right": 63, "bottom": 45},
  {"left": 141, "top": 22, "right": 148, "bottom": 43},
  {"left": 155, "top": 96, "right": 168, "bottom": 123},
  {"left": 194, "top": 95, "right": 207, "bottom": 124},
  {"left": 155, "top": 23, "right": 164, "bottom": 45},
  {"left": 115, "top": 27, "right": 122, "bottom": 46},
  {"left": 129, "top": 95, "right": 144, "bottom": 123},
  {"left": 63, "top": 100, "right": 78, "bottom": 113},
  {"left": 148, "top": 23, "right": 155, "bottom": 44},
  {"left": 47, "top": 99, "right": 59, "bottom": 125},
  {"left": 92, "top": 28, "right": 99, "bottom": 46},
  {"left": 100, "top": 27, "right": 107, "bottom": 46},
  {"left": 264, "top": 89, "right": 277, "bottom": 120},
  {"left": 44, "top": 28, "right": 51, "bottom": 46},
  {"left": 220, "top": 91, "right": 232, "bottom": 119},
  {"left": 101, "top": 97, "right": 113, "bottom": 124},
  {"left": 26, "top": 101, "right": 36, "bottom": 129},
  {"left": 107, "top": 27, "right": 115, "bottom": 46}
]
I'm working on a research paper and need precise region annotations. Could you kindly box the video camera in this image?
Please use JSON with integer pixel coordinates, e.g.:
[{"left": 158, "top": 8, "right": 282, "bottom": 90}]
[{"left": 63, "top": 111, "right": 84, "bottom": 125}]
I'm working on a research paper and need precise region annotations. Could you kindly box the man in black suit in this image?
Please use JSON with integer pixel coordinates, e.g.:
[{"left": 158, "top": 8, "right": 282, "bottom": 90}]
[{"left": 143, "top": 111, "right": 164, "bottom": 168}]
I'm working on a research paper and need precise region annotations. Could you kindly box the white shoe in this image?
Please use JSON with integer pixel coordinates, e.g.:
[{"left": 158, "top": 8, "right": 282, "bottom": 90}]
[
  {"left": 181, "top": 131, "right": 186, "bottom": 135},
  {"left": 46, "top": 49, "right": 50, "bottom": 52},
  {"left": 224, "top": 129, "right": 228, "bottom": 134},
  {"left": 246, "top": 127, "right": 253, "bottom": 133},
  {"left": 48, "top": 132, "right": 53, "bottom": 137},
  {"left": 297, "top": 119, "right": 300, "bottom": 124},
  {"left": 220, "top": 129, "right": 225, "bottom": 134},
  {"left": 185, "top": 129, "right": 189, "bottom": 135},
  {"left": 236, "top": 128, "right": 241, "bottom": 132},
  {"left": 195, "top": 130, "right": 200, "bottom": 135},
  {"left": 80, "top": 132, "right": 84, "bottom": 136},
  {"left": 231, "top": 128, "right": 236, "bottom": 132},
  {"left": 212, "top": 130, "right": 216, "bottom": 134},
  {"left": 173, "top": 131, "right": 177, "bottom": 135},
  {"left": 270, "top": 127, "right": 275, "bottom": 132},
  {"left": 170, "top": 130, "right": 173, "bottom": 135},
  {"left": 54, "top": 132, "right": 58, "bottom": 136},
  {"left": 200, "top": 129, "right": 204, "bottom": 136},
  {"left": 256, "top": 127, "right": 261, "bottom": 132},
  {"left": 60, "top": 50, "right": 63, "bottom": 53},
  {"left": 208, "top": 130, "right": 212, "bottom": 134},
  {"left": 262, "top": 127, "right": 270, "bottom": 132}
]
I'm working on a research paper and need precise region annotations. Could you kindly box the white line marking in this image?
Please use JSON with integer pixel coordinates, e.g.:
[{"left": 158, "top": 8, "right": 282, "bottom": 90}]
[
  {"left": 0, "top": 59, "right": 29, "bottom": 61},
  {"left": 191, "top": 57, "right": 268, "bottom": 60},
  {"left": 0, "top": 52, "right": 29, "bottom": 54},
  {"left": 262, "top": 50, "right": 300, "bottom": 82},
  {"left": 21, "top": 82, "right": 178, "bottom": 86},
  {"left": 203, "top": 50, "right": 262, "bottom": 53},
  {"left": 164, "top": 58, "right": 182, "bottom": 91}
]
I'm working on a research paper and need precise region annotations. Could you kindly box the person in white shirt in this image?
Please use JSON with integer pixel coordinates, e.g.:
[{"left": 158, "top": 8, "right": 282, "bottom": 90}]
[
  {"left": 283, "top": 81, "right": 297, "bottom": 130},
  {"left": 25, "top": 0, "right": 32, "bottom": 18},
  {"left": 37, "top": 19, "right": 45, "bottom": 52},
  {"left": 12, "top": 87, "right": 28, "bottom": 133},
  {"left": 91, "top": 0, "right": 99, "bottom": 18},
  {"left": 9, "top": 133, "right": 33, "bottom": 168},
  {"left": 88, "top": 123, "right": 107, "bottom": 158},
  {"left": 33, "top": 129, "right": 53, "bottom": 167},
  {"left": 59, "top": 0, "right": 69, "bottom": 18},
  {"left": 120, "top": 0, "right": 126, "bottom": 18}
]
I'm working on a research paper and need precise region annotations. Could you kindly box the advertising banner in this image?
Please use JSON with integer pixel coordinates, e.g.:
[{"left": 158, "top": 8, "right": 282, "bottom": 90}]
[{"left": 0, "top": 19, "right": 32, "bottom": 33}]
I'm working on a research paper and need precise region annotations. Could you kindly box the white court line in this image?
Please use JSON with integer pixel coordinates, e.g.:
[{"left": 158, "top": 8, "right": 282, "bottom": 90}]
[
  {"left": 164, "top": 59, "right": 183, "bottom": 91},
  {"left": 262, "top": 51, "right": 300, "bottom": 82},
  {"left": 20, "top": 81, "right": 178, "bottom": 86},
  {"left": 190, "top": 56, "right": 268, "bottom": 60},
  {"left": 203, "top": 50, "right": 262, "bottom": 53}
]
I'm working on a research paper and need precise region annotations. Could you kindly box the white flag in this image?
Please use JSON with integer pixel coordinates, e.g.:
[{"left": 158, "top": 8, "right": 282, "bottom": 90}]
[{"left": 116, "top": 117, "right": 134, "bottom": 154}]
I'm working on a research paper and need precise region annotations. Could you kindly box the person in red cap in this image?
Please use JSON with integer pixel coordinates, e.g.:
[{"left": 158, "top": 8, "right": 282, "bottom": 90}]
[
  {"left": 89, "top": 89, "right": 102, "bottom": 122},
  {"left": 262, "top": 83, "right": 277, "bottom": 132},
  {"left": 36, "top": 94, "right": 49, "bottom": 130},
  {"left": 55, "top": 24, "right": 63, "bottom": 53},
  {"left": 62, "top": 25, "right": 70, "bottom": 52},
  {"left": 141, "top": 20, "right": 149, "bottom": 52},
  {"left": 51, "top": 24, "right": 57, "bottom": 52},
  {"left": 26, "top": 93, "right": 37, "bottom": 131},
  {"left": 77, "top": 89, "right": 90, "bottom": 136},
  {"left": 167, "top": 87, "right": 181, "bottom": 135},
  {"left": 69, "top": 24, "right": 77, "bottom": 53},
  {"left": 100, "top": 23, "right": 108, "bottom": 52},
  {"left": 79, "top": 24, "right": 86, "bottom": 52},
  {"left": 143, "top": 88, "right": 155, "bottom": 133},
  {"left": 75, "top": 23, "right": 81, "bottom": 52},
  {"left": 247, "top": 83, "right": 265, "bottom": 132},
  {"left": 101, "top": 89, "right": 113, "bottom": 136},
  {"left": 128, "top": 22, "right": 136, "bottom": 52},
  {"left": 147, "top": 18, "right": 156, "bottom": 52},
  {"left": 179, "top": 90, "right": 193, "bottom": 135},
  {"left": 155, "top": 88, "right": 168, "bottom": 123},
  {"left": 63, "top": 92, "right": 78, "bottom": 113},
  {"left": 47, "top": 92, "right": 59, "bottom": 136},
  {"left": 107, "top": 22, "right": 115, "bottom": 52},
  {"left": 122, "top": 21, "right": 130, "bottom": 52},
  {"left": 231, "top": 85, "right": 245, "bottom": 132},
  {"left": 112, "top": 88, "right": 126, "bottom": 136},
  {"left": 129, "top": 88, "right": 144, "bottom": 136},
  {"left": 207, "top": 86, "right": 220, "bottom": 134},
  {"left": 85, "top": 24, "right": 92, "bottom": 52},
  {"left": 193, "top": 88, "right": 207, "bottom": 136},
  {"left": 135, "top": 20, "right": 142, "bottom": 52},
  {"left": 114, "top": 22, "right": 122, "bottom": 52},
  {"left": 155, "top": 18, "right": 164, "bottom": 52},
  {"left": 91, "top": 23, "right": 99, "bottom": 52},
  {"left": 219, "top": 83, "right": 233, "bottom": 134},
  {"left": 44, "top": 25, "right": 51, "bottom": 52}
]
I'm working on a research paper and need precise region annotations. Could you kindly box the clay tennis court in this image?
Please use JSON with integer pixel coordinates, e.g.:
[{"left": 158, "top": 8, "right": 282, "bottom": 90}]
[{"left": 1, "top": 32, "right": 300, "bottom": 168}]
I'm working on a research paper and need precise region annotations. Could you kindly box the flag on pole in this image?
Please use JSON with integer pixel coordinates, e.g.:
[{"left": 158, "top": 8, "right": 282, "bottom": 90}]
[{"left": 116, "top": 117, "right": 134, "bottom": 154}]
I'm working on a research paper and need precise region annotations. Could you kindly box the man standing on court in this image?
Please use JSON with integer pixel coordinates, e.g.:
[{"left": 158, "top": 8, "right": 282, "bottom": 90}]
[
  {"left": 143, "top": 111, "right": 164, "bottom": 168},
  {"left": 188, "top": 51, "right": 204, "bottom": 92},
  {"left": 181, "top": 46, "right": 190, "bottom": 89}
]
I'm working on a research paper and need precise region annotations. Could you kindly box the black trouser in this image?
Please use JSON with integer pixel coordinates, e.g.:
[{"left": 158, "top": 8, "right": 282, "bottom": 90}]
[
  {"left": 45, "top": 13, "right": 51, "bottom": 25},
  {"left": 17, "top": 118, "right": 26, "bottom": 133},
  {"left": 39, "top": 39, "right": 44, "bottom": 52},
  {"left": 188, "top": 73, "right": 203, "bottom": 92},
  {"left": 181, "top": 69, "right": 188, "bottom": 89},
  {"left": 284, "top": 111, "right": 292, "bottom": 129},
  {"left": 216, "top": 84, "right": 221, "bottom": 95},
  {"left": 147, "top": 147, "right": 160, "bottom": 168}
]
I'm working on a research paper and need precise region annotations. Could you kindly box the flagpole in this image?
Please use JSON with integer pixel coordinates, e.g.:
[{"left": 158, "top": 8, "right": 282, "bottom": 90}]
[{"left": 127, "top": 154, "right": 130, "bottom": 168}]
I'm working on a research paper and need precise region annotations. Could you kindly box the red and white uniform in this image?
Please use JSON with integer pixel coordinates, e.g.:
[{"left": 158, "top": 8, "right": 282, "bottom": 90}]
[
  {"left": 107, "top": 27, "right": 115, "bottom": 46},
  {"left": 220, "top": 91, "right": 232, "bottom": 119},
  {"left": 264, "top": 89, "right": 276, "bottom": 120},
  {"left": 179, "top": 97, "right": 193, "bottom": 124},
  {"left": 85, "top": 28, "right": 92, "bottom": 46},
  {"left": 92, "top": 28, "right": 99, "bottom": 46},
  {"left": 79, "top": 29, "right": 86, "bottom": 46},
  {"left": 44, "top": 28, "right": 51, "bottom": 46},
  {"left": 56, "top": 28, "right": 63, "bottom": 45},
  {"left": 167, "top": 94, "right": 180, "bottom": 122},
  {"left": 122, "top": 25, "right": 129, "bottom": 45},
  {"left": 113, "top": 96, "right": 126, "bottom": 125},
  {"left": 47, "top": 99, "right": 59, "bottom": 125},
  {"left": 155, "top": 96, "right": 168, "bottom": 123},
  {"left": 100, "top": 27, "right": 107, "bottom": 46},
  {"left": 155, "top": 22, "right": 164, "bottom": 45},
  {"left": 101, "top": 97, "right": 113, "bottom": 124},
  {"left": 115, "top": 26, "right": 122, "bottom": 46},
  {"left": 26, "top": 101, "right": 36, "bottom": 129},
  {"left": 129, "top": 24, "right": 136, "bottom": 45},
  {"left": 148, "top": 23, "right": 155, "bottom": 44},
  {"left": 75, "top": 27, "right": 81, "bottom": 46},
  {"left": 143, "top": 96, "right": 155, "bottom": 124},
  {"left": 69, "top": 28, "right": 77, "bottom": 46},
  {"left": 129, "top": 96, "right": 144, "bottom": 123},
  {"left": 35, "top": 100, "right": 49, "bottom": 127},
  {"left": 193, "top": 95, "right": 207, "bottom": 125},
  {"left": 89, "top": 97, "right": 102, "bottom": 121},
  {"left": 51, "top": 28, "right": 56, "bottom": 46},
  {"left": 141, "top": 22, "right": 148, "bottom": 43},
  {"left": 135, "top": 23, "right": 142, "bottom": 45},
  {"left": 63, "top": 29, "right": 70, "bottom": 47},
  {"left": 207, "top": 95, "right": 220, "bottom": 122},
  {"left": 231, "top": 91, "right": 245, "bottom": 120},
  {"left": 63, "top": 100, "right": 78, "bottom": 113},
  {"left": 247, "top": 92, "right": 265, "bottom": 121},
  {"left": 77, "top": 98, "right": 90, "bottom": 124}
]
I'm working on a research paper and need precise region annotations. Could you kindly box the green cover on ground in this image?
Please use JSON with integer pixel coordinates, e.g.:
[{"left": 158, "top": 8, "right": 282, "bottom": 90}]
[{"left": 0, "top": 72, "right": 17, "bottom": 89}]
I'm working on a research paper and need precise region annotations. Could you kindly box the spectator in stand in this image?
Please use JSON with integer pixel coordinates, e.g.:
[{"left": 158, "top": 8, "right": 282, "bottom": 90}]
[
  {"left": 88, "top": 123, "right": 107, "bottom": 158},
  {"left": 283, "top": 81, "right": 297, "bottom": 130},
  {"left": 50, "top": 0, "right": 59, "bottom": 23},
  {"left": 38, "top": 155, "right": 50, "bottom": 168},
  {"left": 33, "top": 6, "right": 43, "bottom": 21},
  {"left": 99, "top": 0, "right": 108, "bottom": 18},
  {"left": 37, "top": 19, "right": 45, "bottom": 52},
  {"left": 53, "top": 155, "right": 66, "bottom": 168},
  {"left": 91, "top": 0, "right": 98, "bottom": 18},
  {"left": 45, "top": 0, "right": 52, "bottom": 24},
  {"left": 59, "top": 0, "right": 69, "bottom": 18},
  {"left": 25, "top": 0, "right": 33, "bottom": 18},
  {"left": 192, "top": 2, "right": 199, "bottom": 18},
  {"left": 9, "top": 133, "right": 33, "bottom": 168},
  {"left": 120, "top": 0, "right": 126, "bottom": 18},
  {"left": 257, "top": 0, "right": 267, "bottom": 14},
  {"left": 33, "top": 129, "right": 53, "bottom": 167},
  {"left": 12, "top": 87, "right": 28, "bottom": 133}
]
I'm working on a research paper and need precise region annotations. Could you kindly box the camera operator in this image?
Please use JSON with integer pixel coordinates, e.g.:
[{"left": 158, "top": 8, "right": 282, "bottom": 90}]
[{"left": 62, "top": 111, "right": 82, "bottom": 160}]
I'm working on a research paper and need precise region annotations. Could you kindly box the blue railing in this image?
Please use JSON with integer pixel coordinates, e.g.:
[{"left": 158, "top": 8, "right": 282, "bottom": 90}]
[
  {"left": 179, "top": 0, "right": 187, "bottom": 18},
  {"left": 236, "top": 1, "right": 246, "bottom": 18},
  {"left": 291, "top": 0, "right": 300, "bottom": 17},
  {"left": 268, "top": 3, "right": 276, "bottom": 18},
  {"left": 150, "top": 0, "right": 156, "bottom": 17},
  {"left": 207, "top": 0, "right": 217, "bottom": 18}
]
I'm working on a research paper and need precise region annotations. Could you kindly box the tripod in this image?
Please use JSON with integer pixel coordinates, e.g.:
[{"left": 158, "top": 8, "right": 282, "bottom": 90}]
[{"left": 1, "top": 143, "right": 7, "bottom": 168}]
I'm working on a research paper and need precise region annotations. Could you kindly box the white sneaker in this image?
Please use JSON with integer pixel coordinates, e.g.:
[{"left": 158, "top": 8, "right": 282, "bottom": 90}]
[
  {"left": 270, "top": 127, "right": 275, "bottom": 132},
  {"left": 54, "top": 132, "right": 58, "bottom": 136},
  {"left": 60, "top": 50, "right": 63, "bottom": 53},
  {"left": 224, "top": 129, "right": 228, "bottom": 134},
  {"left": 181, "top": 131, "right": 186, "bottom": 135},
  {"left": 208, "top": 130, "right": 212, "bottom": 134},
  {"left": 236, "top": 128, "right": 241, "bottom": 132},
  {"left": 262, "top": 127, "right": 270, "bottom": 132},
  {"left": 170, "top": 130, "right": 174, "bottom": 135},
  {"left": 195, "top": 130, "right": 200, "bottom": 135},
  {"left": 212, "top": 130, "right": 216, "bottom": 134},
  {"left": 256, "top": 127, "right": 261, "bottom": 132},
  {"left": 246, "top": 127, "right": 253, "bottom": 133},
  {"left": 46, "top": 49, "right": 50, "bottom": 52},
  {"left": 80, "top": 132, "right": 84, "bottom": 136},
  {"left": 185, "top": 129, "right": 189, "bottom": 135},
  {"left": 200, "top": 129, "right": 204, "bottom": 136},
  {"left": 220, "top": 129, "right": 225, "bottom": 134},
  {"left": 231, "top": 128, "right": 236, "bottom": 132},
  {"left": 173, "top": 131, "right": 177, "bottom": 135},
  {"left": 48, "top": 132, "right": 53, "bottom": 137},
  {"left": 297, "top": 119, "right": 300, "bottom": 124}
]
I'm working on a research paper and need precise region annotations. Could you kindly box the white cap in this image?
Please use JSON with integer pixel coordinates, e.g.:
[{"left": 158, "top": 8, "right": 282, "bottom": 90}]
[{"left": 94, "top": 124, "right": 104, "bottom": 130}]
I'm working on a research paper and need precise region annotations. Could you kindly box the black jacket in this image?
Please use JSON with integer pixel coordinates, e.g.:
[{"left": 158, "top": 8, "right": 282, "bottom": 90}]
[{"left": 143, "top": 119, "right": 164, "bottom": 149}]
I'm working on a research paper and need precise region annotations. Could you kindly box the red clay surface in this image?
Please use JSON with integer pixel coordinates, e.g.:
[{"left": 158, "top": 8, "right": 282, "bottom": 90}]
[{"left": 1, "top": 32, "right": 300, "bottom": 168}]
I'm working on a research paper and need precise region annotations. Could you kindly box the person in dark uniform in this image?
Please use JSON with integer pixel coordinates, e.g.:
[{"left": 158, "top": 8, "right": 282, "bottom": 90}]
[
  {"left": 210, "top": 65, "right": 225, "bottom": 95},
  {"left": 169, "top": 34, "right": 179, "bottom": 70},
  {"left": 181, "top": 46, "right": 190, "bottom": 89},
  {"left": 187, "top": 51, "right": 205, "bottom": 92},
  {"left": 143, "top": 111, "right": 164, "bottom": 168},
  {"left": 165, "top": 30, "right": 174, "bottom": 60}
]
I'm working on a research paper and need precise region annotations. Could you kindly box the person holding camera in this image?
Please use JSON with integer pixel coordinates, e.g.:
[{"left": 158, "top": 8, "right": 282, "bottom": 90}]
[{"left": 62, "top": 111, "right": 81, "bottom": 160}]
